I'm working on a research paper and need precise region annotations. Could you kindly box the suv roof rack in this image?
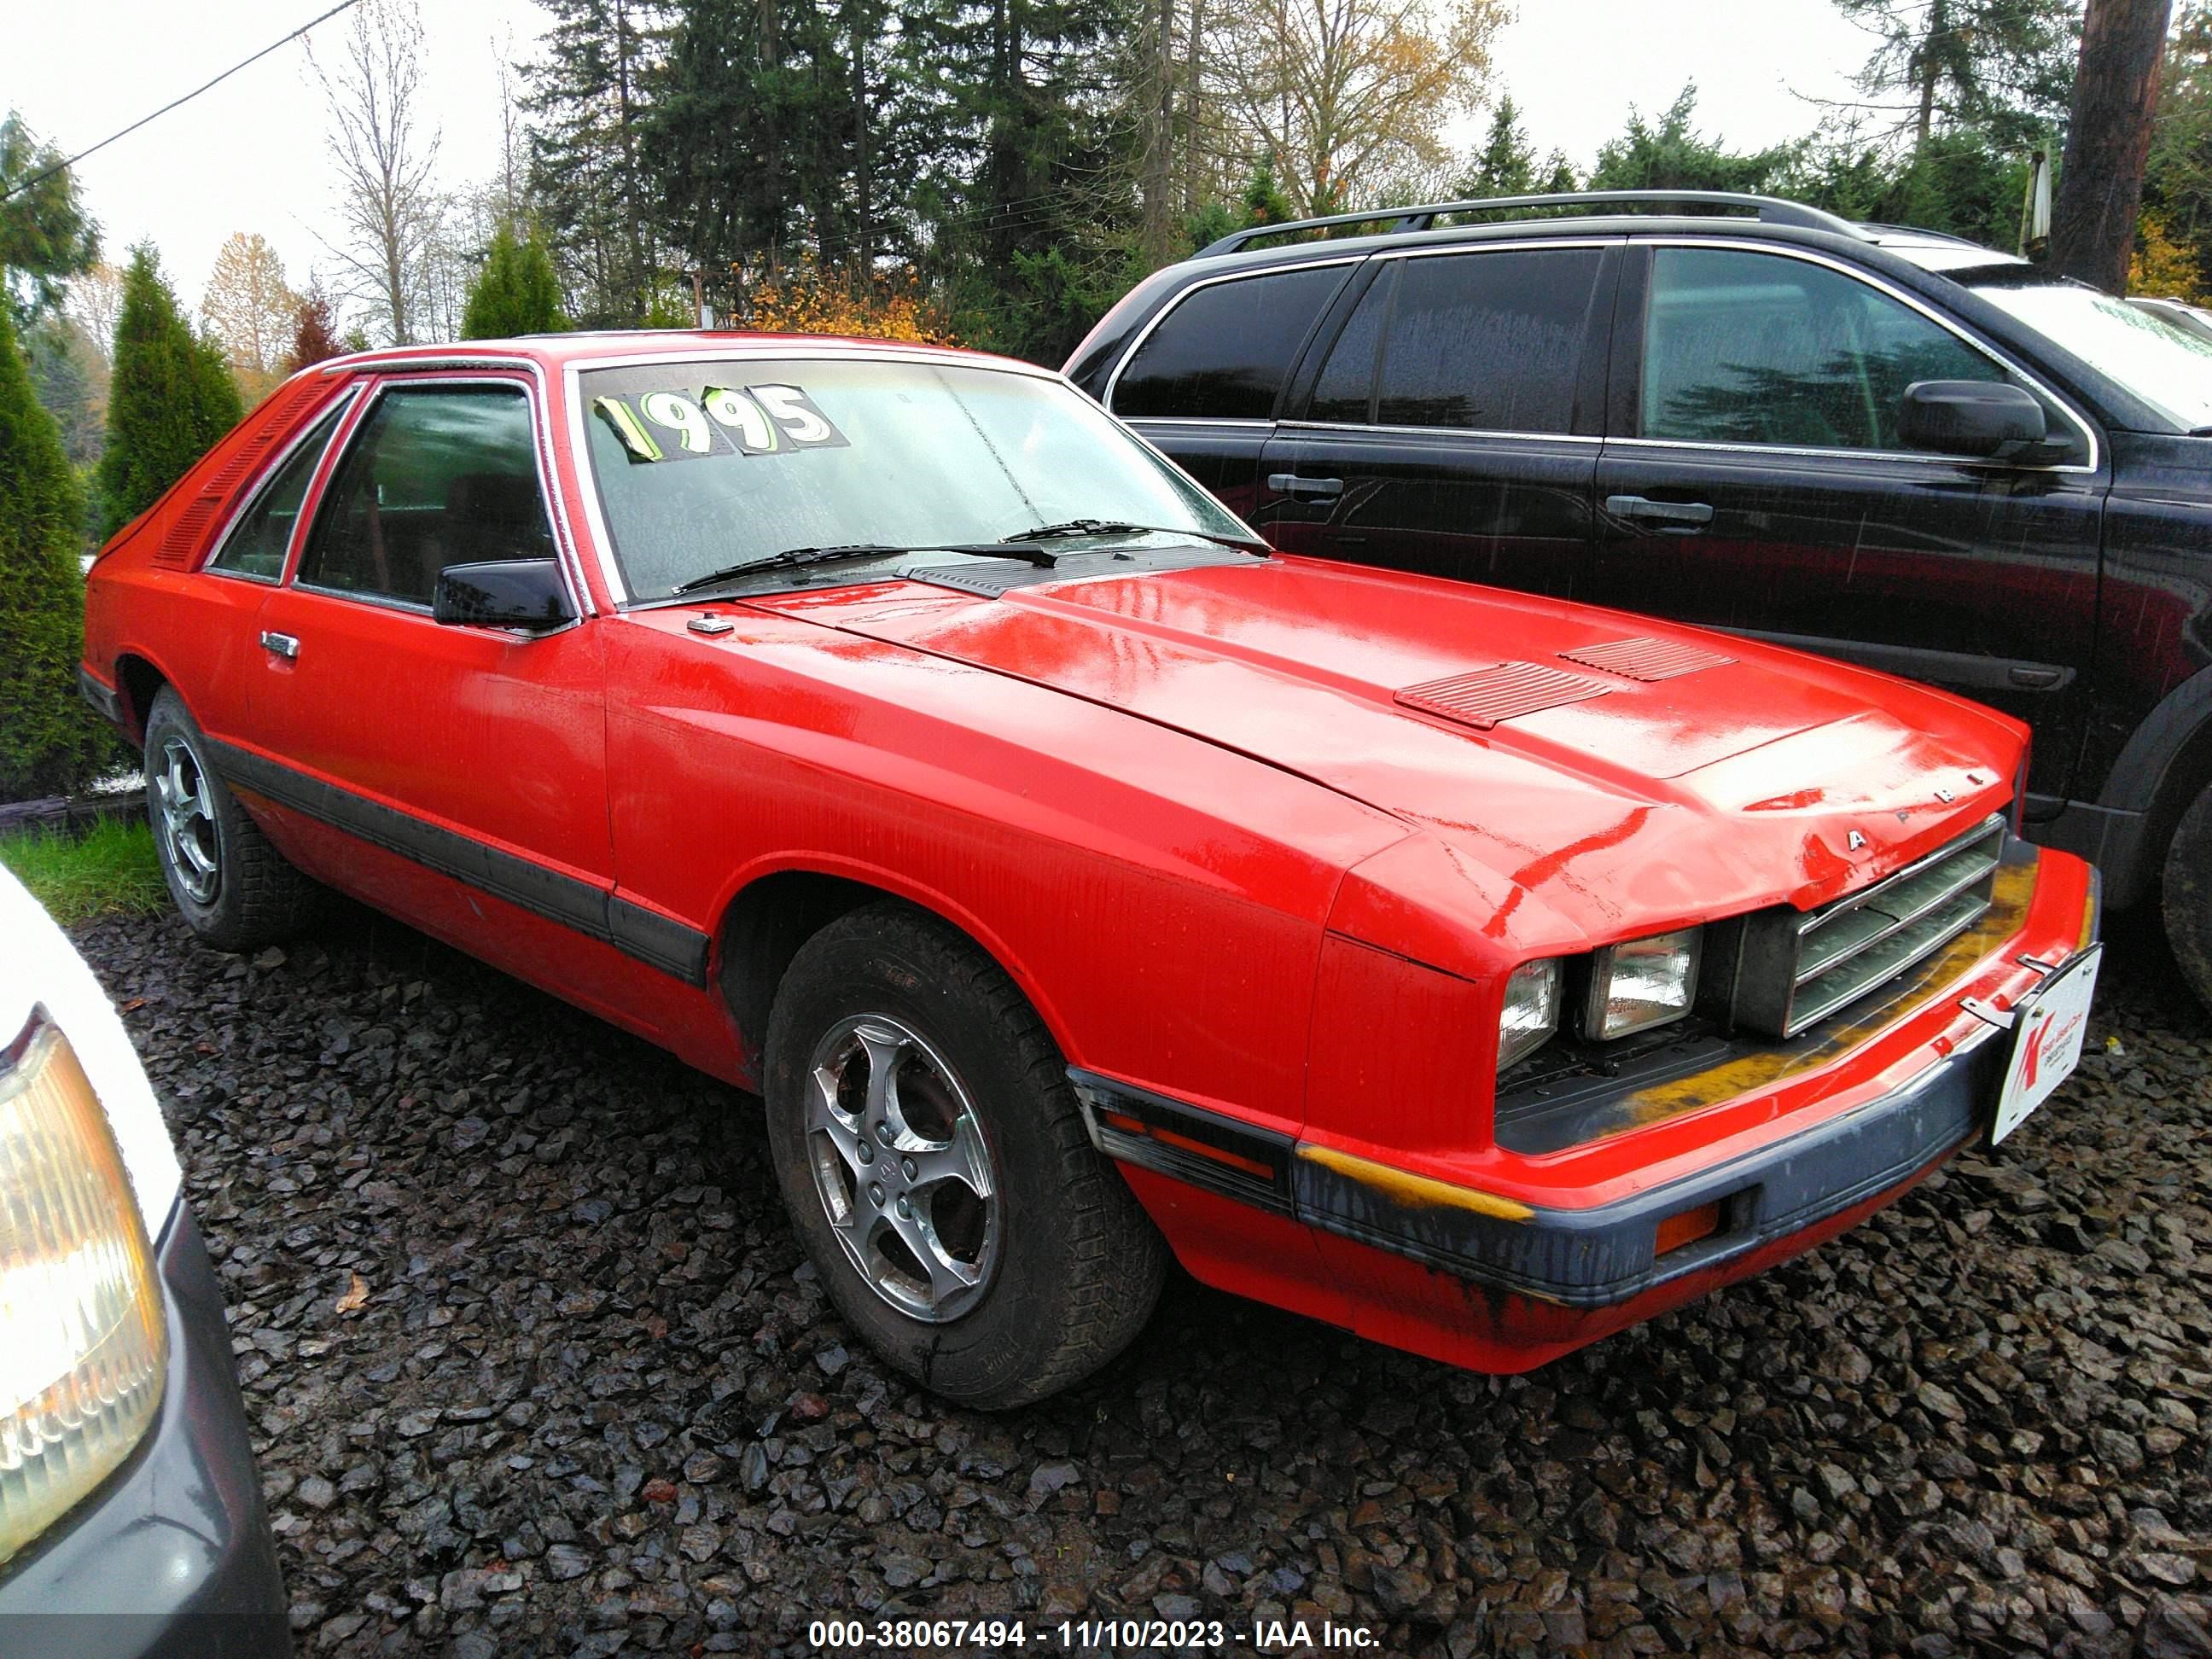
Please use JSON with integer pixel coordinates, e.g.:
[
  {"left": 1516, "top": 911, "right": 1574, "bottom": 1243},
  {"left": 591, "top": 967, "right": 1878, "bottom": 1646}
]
[
  {"left": 1195, "top": 189, "right": 1867, "bottom": 258},
  {"left": 1853, "top": 221, "right": 1986, "bottom": 247}
]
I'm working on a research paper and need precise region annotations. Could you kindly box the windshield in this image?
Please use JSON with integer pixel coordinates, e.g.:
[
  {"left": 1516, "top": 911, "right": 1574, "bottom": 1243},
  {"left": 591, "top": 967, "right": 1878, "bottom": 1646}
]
[
  {"left": 579, "top": 357, "right": 1254, "bottom": 598},
  {"left": 1971, "top": 281, "right": 2212, "bottom": 430}
]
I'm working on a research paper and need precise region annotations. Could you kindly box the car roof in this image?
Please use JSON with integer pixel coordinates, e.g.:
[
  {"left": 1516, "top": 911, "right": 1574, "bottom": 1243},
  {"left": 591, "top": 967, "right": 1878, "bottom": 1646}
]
[
  {"left": 1173, "top": 189, "right": 2029, "bottom": 281},
  {"left": 311, "top": 330, "right": 1039, "bottom": 379}
]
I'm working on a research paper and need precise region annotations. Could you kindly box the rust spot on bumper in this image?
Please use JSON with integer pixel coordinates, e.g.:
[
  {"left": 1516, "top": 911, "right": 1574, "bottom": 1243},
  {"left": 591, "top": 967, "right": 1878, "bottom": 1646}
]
[{"left": 1296, "top": 1144, "right": 1534, "bottom": 1222}]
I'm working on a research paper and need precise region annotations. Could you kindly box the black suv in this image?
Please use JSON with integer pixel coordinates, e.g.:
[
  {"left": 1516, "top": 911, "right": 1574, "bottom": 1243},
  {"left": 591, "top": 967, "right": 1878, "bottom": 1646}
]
[{"left": 1067, "top": 189, "right": 2212, "bottom": 1006}]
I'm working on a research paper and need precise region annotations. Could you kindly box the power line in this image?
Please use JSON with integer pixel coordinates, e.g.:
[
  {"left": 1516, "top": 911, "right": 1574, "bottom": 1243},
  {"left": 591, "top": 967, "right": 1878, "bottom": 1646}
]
[{"left": 2, "top": 0, "right": 362, "bottom": 206}]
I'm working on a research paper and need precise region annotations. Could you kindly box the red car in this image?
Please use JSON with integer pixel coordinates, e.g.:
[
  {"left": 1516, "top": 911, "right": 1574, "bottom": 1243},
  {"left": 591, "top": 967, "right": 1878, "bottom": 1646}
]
[{"left": 82, "top": 334, "right": 2103, "bottom": 1407}]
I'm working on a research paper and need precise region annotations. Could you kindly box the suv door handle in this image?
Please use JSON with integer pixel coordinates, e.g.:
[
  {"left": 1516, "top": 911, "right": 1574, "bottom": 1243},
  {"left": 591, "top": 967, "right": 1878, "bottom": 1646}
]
[
  {"left": 259, "top": 630, "right": 300, "bottom": 661},
  {"left": 1606, "top": 494, "right": 1714, "bottom": 527},
  {"left": 1267, "top": 473, "right": 1345, "bottom": 499}
]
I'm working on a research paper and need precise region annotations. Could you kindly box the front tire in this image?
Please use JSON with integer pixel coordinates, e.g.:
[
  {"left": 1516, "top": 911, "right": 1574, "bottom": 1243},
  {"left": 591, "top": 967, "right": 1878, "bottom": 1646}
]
[
  {"left": 762, "top": 903, "right": 1166, "bottom": 1408},
  {"left": 143, "top": 689, "right": 321, "bottom": 951},
  {"left": 2164, "top": 778, "right": 2212, "bottom": 1010}
]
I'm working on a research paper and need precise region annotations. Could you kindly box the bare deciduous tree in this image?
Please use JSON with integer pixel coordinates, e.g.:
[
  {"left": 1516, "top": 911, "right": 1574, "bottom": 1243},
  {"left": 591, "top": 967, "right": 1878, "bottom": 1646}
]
[
  {"left": 309, "top": 0, "right": 442, "bottom": 345},
  {"left": 63, "top": 260, "right": 125, "bottom": 364},
  {"left": 1205, "top": 0, "right": 1505, "bottom": 215},
  {"left": 200, "top": 232, "right": 301, "bottom": 403}
]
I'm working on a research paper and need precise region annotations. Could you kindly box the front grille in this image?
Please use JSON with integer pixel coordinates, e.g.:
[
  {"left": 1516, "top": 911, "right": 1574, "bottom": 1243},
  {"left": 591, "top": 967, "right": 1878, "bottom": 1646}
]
[{"left": 1725, "top": 816, "right": 2006, "bottom": 1039}]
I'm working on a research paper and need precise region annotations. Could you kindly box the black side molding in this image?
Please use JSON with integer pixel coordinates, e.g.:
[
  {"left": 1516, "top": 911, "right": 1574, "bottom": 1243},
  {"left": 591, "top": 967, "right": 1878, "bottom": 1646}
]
[{"left": 203, "top": 738, "right": 711, "bottom": 986}]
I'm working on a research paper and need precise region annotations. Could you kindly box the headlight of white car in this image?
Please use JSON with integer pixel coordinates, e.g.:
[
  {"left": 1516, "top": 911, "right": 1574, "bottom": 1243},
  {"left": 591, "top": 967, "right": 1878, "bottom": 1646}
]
[
  {"left": 1584, "top": 928, "right": 1703, "bottom": 1040},
  {"left": 0, "top": 1012, "right": 168, "bottom": 1567},
  {"left": 1497, "top": 958, "right": 1563, "bottom": 1072}
]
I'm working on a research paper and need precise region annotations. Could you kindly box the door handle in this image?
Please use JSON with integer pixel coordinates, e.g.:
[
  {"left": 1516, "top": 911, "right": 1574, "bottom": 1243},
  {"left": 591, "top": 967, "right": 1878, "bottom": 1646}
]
[
  {"left": 259, "top": 631, "right": 300, "bottom": 661},
  {"left": 1267, "top": 473, "right": 1345, "bottom": 499},
  {"left": 1606, "top": 494, "right": 1714, "bottom": 527}
]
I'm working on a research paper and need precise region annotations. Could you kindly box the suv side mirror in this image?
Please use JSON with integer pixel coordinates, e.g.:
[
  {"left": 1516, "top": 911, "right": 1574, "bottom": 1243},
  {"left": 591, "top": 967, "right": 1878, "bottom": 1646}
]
[
  {"left": 1899, "top": 380, "right": 2066, "bottom": 463},
  {"left": 432, "top": 559, "right": 576, "bottom": 631}
]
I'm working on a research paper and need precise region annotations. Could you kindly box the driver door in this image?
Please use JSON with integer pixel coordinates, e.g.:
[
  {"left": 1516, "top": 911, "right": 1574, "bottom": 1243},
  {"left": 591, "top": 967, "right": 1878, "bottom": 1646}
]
[
  {"left": 1591, "top": 242, "right": 2106, "bottom": 801},
  {"left": 239, "top": 374, "right": 617, "bottom": 973}
]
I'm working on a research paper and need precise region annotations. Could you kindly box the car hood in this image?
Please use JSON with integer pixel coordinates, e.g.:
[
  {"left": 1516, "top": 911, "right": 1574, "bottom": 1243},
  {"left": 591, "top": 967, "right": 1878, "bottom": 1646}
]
[{"left": 747, "top": 556, "right": 2024, "bottom": 941}]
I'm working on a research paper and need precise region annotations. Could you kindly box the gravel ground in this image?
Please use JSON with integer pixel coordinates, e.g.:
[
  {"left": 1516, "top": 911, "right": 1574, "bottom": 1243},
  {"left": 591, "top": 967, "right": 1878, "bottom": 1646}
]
[{"left": 72, "top": 898, "right": 2212, "bottom": 1659}]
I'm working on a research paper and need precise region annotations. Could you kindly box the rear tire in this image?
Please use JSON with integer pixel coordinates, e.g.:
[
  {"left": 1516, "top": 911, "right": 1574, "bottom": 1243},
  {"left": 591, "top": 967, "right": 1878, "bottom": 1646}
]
[
  {"left": 144, "top": 689, "right": 322, "bottom": 952},
  {"left": 2164, "top": 779, "right": 2212, "bottom": 1011},
  {"left": 761, "top": 902, "right": 1166, "bottom": 1408}
]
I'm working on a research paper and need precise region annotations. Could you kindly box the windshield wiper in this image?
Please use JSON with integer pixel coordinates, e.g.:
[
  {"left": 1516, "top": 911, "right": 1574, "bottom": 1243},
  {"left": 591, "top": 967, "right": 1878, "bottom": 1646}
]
[
  {"left": 670, "top": 541, "right": 1056, "bottom": 596},
  {"left": 1003, "top": 518, "right": 1270, "bottom": 554}
]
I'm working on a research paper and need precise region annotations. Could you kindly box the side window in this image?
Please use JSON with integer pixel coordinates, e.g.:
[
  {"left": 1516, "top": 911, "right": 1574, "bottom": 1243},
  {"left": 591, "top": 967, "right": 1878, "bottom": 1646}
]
[
  {"left": 1308, "top": 265, "right": 1393, "bottom": 424},
  {"left": 1111, "top": 265, "right": 1347, "bottom": 420},
  {"left": 1367, "top": 249, "right": 1603, "bottom": 434},
  {"left": 298, "top": 385, "right": 554, "bottom": 605},
  {"left": 1642, "top": 247, "right": 2009, "bottom": 451},
  {"left": 207, "top": 402, "right": 350, "bottom": 579}
]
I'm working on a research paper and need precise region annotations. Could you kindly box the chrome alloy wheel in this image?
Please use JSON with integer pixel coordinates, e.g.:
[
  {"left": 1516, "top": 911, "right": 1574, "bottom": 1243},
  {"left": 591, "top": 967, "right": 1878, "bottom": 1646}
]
[
  {"left": 153, "top": 736, "right": 221, "bottom": 905},
  {"left": 804, "top": 1014, "right": 1001, "bottom": 1322}
]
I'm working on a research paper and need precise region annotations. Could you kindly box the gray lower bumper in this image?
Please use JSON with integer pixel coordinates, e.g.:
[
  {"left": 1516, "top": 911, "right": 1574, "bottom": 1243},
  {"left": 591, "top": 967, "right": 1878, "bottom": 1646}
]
[{"left": 0, "top": 1201, "right": 290, "bottom": 1656}]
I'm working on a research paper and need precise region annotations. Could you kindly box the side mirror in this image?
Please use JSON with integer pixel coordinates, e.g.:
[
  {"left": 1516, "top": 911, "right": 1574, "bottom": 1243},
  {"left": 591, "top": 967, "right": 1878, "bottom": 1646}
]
[
  {"left": 432, "top": 559, "right": 576, "bottom": 631},
  {"left": 1899, "top": 380, "right": 2066, "bottom": 463}
]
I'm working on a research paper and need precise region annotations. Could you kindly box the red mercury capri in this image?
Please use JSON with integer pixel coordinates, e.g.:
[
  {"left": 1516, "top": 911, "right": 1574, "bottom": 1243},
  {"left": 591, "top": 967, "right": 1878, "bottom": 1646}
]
[{"left": 80, "top": 334, "right": 2102, "bottom": 1407}]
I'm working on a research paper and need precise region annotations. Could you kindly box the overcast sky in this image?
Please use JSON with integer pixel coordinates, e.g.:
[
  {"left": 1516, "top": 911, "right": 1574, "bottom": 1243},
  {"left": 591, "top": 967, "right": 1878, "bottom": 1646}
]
[{"left": 11, "top": 0, "right": 1871, "bottom": 317}]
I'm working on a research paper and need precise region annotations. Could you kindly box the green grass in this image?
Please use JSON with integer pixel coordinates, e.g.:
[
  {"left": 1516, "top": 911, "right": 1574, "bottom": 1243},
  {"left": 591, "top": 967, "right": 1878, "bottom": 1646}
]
[{"left": 1, "top": 817, "right": 167, "bottom": 926}]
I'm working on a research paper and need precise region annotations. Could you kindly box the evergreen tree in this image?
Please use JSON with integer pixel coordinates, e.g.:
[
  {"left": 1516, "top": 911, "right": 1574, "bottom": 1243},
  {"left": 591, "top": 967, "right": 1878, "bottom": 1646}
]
[
  {"left": 0, "top": 305, "right": 108, "bottom": 797},
  {"left": 462, "top": 224, "right": 568, "bottom": 337},
  {"left": 647, "top": 0, "right": 932, "bottom": 299},
  {"left": 1458, "top": 96, "right": 1539, "bottom": 197},
  {"left": 0, "top": 113, "right": 101, "bottom": 328},
  {"left": 525, "top": 0, "right": 672, "bottom": 325},
  {"left": 912, "top": 0, "right": 1144, "bottom": 361},
  {"left": 1831, "top": 0, "right": 2077, "bottom": 151},
  {"left": 1587, "top": 84, "right": 1796, "bottom": 194},
  {"left": 93, "top": 246, "right": 243, "bottom": 538},
  {"left": 1240, "top": 161, "right": 1295, "bottom": 225}
]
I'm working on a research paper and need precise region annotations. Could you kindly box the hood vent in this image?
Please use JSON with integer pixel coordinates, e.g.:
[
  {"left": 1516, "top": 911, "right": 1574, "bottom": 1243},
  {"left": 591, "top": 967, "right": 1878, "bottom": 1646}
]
[
  {"left": 1396, "top": 661, "right": 1612, "bottom": 730},
  {"left": 1560, "top": 635, "right": 1734, "bottom": 681}
]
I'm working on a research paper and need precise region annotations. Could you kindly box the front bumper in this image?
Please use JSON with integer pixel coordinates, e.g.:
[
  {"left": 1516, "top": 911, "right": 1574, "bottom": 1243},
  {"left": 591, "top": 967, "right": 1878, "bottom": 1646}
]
[
  {"left": 1289, "top": 1008, "right": 2009, "bottom": 1308},
  {"left": 0, "top": 1200, "right": 290, "bottom": 1656},
  {"left": 1080, "top": 842, "right": 2101, "bottom": 1371}
]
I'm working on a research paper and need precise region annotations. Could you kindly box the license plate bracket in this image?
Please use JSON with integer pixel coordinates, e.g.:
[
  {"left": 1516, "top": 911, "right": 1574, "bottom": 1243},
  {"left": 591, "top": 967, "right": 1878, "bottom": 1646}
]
[{"left": 1990, "top": 944, "right": 2101, "bottom": 1146}]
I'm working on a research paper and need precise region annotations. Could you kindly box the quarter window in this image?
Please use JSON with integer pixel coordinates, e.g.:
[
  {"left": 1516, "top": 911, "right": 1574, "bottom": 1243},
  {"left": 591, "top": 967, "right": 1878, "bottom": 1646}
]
[
  {"left": 207, "top": 402, "right": 350, "bottom": 579},
  {"left": 297, "top": 386, "right": 554, "bottom": 606},
  {"left": 1641, "top": 247, "right": 2011, "bottom": 451},
  {"left": 1307, "top": 250, "right": 1602, "bottom": 433},
  {"left": 1112, "top": 265, "right": 1347, "bottom": 421}
]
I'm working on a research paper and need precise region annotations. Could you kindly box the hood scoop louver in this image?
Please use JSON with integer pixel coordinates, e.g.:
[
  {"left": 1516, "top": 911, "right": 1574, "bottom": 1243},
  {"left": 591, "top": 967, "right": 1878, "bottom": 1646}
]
[
  {"left": 1396, "top": 661, "right": 1612, "bottom": 730},
  {"left": 1560, "top": 635, "right": 1735, "bottom": 681}
]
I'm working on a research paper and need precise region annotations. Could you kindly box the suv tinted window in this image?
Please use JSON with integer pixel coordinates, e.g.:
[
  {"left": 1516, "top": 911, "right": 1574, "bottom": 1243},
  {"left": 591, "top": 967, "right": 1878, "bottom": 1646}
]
[
  {"left": 1112, "top": 265, "right": 1345, "bottom": 420},
  {"left": 208, "top": 401, "right": 350, "bottom": 579},
  {"left": 299, "top": 385, "right": 553, "bottom": 605},
  {"left": 1336, "top": 249, "right": 1602, "bottom": 434},
  {"left": 1643, "top": 247, "right": 2006, "bottom": 450}
]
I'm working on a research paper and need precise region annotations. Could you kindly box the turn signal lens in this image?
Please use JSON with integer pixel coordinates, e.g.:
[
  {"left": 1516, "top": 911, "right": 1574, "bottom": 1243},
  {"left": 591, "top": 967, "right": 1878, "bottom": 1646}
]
[
  {"left": 1498, "top": 958, "right": 1563, "bottom": 1073},
  {"left": 0, "top": 1016, "right": 167, "bottom": 1567},
  {"left": 1655, "top": 1201, "right": 1722, "bottom": 1256},
  {"left": 1586, "top": 928, "right": 1703, "bottom": 1041}
]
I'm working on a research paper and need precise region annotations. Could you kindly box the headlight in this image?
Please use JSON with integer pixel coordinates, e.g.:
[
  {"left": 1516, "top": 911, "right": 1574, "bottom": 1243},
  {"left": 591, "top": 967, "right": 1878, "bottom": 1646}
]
[
  {"left": 1498, "top": 958, "right": 1562, "bottom": 1072},
  {"left": 0, "top": 1015, "right": 167, "bottom": 1567},
  {"left": 1584, "top": 928, "right": 1703, "bottom": 1040}
]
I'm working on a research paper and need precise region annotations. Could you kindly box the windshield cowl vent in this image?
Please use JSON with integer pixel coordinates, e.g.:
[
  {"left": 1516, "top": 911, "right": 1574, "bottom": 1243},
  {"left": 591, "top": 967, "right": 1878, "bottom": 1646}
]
[{"left": 1396, "top": 662, "right": 1612, "bottom": 730}]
